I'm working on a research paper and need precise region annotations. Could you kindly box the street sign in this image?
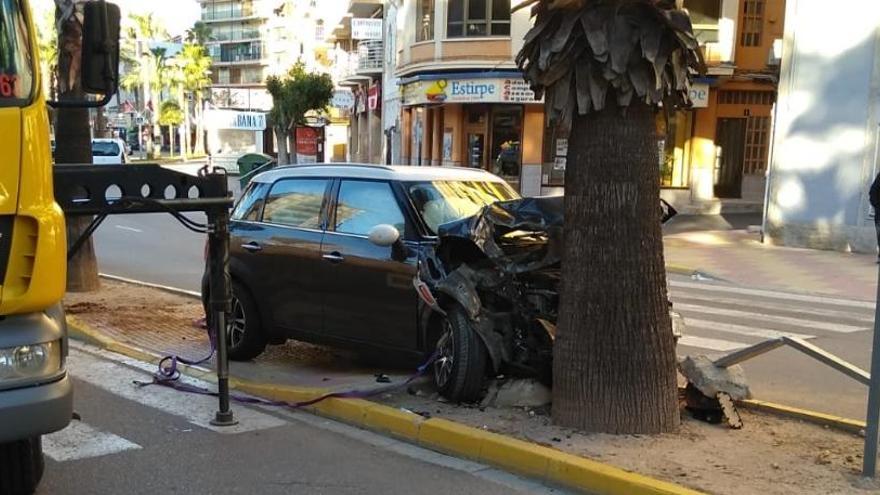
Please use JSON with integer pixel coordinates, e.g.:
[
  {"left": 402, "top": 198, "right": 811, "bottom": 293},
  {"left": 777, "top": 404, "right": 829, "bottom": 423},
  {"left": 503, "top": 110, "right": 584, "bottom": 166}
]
[{"left": 351, "top": 18, "right": 382, "bottom": 40}]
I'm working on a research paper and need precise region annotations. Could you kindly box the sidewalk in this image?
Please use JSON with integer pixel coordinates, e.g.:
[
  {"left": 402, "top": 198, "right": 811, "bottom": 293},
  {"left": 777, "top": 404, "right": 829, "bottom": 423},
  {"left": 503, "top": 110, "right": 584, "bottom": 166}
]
[{"left": 664, "top": 229, "right": 877, "bottom": 301}]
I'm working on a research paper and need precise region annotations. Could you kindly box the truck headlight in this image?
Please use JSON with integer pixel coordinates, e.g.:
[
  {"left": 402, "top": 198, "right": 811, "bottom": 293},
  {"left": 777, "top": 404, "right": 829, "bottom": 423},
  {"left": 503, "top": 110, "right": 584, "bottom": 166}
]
[{"left": 0, "top": 340, "right": 63, "bottom": 386}]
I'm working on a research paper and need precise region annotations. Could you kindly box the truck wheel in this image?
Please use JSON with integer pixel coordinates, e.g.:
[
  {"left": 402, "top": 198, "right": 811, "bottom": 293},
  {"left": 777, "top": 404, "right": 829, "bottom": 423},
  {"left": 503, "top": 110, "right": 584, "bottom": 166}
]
[
  {"left": 227, "top": 282, "right": 268, "bottom": 361},
  {"left": 0, "top": 436, "right": 44, "bottom": 495},
  {"left": 433, "top": 307, "right": 488, "bottom": 403}
]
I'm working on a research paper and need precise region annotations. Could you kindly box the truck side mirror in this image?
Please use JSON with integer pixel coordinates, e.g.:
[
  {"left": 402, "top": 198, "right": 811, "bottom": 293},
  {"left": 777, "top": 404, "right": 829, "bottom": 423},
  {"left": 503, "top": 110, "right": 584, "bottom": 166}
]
[{"left": 81, "top": 0, "right": 121, "bottom": 96}]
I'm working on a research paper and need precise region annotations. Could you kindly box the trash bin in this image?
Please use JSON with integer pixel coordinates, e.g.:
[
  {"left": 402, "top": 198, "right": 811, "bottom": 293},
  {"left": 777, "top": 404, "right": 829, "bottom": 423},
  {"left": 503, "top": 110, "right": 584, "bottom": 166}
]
[{"left": 237, "top": 153, "right": 275, "bottom": 189}]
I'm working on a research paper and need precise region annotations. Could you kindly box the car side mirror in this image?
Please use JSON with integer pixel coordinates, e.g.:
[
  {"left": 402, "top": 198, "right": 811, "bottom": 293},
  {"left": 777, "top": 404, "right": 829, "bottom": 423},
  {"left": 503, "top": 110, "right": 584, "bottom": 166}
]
[
  {"left": 368, "top": 224, "right": 400, "bottom": 247},
  {"left": 82, "top": 0, "right": 121, "bottom": 96}
]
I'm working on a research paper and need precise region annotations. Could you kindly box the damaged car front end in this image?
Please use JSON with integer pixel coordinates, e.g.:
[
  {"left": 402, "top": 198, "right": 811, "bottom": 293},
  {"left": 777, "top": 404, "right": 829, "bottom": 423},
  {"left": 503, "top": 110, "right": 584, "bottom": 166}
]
[{"left": 415, "top": 196, "right": 683, "bottom": 403}]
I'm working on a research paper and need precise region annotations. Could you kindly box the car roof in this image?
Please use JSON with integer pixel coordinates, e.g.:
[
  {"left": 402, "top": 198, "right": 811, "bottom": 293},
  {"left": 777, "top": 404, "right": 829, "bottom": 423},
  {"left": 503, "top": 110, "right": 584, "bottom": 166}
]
[{"left": 251, "top": 163, "right": 507, "bottom": 184}]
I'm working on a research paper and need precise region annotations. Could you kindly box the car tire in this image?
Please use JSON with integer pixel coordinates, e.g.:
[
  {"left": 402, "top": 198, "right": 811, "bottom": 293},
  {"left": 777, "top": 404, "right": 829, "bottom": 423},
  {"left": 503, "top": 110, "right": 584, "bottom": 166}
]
[
  {"left": 226, "top": 282, "right": 268, "bottom": 361},
  {"left": 0, "top": 436, "right": 44, "bottom": 495},
  {"left": 433, "top": 306, "right": 488, "bottom": 403}
]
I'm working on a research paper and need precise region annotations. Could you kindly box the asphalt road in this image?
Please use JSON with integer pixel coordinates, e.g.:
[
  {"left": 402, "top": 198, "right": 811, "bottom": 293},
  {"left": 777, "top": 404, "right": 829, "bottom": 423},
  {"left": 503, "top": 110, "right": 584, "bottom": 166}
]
[{"left": 41, "top": 343, "right": 567, "bottom": 495}]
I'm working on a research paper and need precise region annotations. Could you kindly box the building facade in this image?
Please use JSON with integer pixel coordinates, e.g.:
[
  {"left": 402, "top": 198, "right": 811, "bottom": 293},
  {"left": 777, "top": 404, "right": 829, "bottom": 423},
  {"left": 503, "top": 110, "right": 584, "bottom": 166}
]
[{"left": 764, "top": 0, "right": 880, "bottom": 252}]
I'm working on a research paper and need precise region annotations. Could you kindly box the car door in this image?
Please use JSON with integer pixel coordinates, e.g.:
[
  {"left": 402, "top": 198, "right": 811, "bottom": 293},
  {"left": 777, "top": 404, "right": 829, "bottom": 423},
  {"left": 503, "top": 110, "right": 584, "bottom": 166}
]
[
  {"left": 237, "top": 177, "right": 330, "bottom": 335},
  {"left": 319, "top": 179, "right": 419, "bottom": 350}
]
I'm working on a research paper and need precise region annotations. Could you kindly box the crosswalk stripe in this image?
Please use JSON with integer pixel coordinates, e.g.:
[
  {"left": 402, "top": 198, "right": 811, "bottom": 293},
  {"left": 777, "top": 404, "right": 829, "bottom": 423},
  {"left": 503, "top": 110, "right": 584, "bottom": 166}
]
[
  {"left": 673, "top": 303, "right": 868, "bottom": 334},
  {"left": 44, "top": 420, "right": 141, "bottom": 462},
  {"left": 678, "top": 335, "right": 745, "bottom": 352},
  {"left": 671, "top": 293, "right": 875, "bottom": 324},
  {"left": 669, "top": 280, "right": 875, "bottom": 310},
  {"left": 683, "top": 318, "right": 815, "bottom": 340},
  {"left": 67, "top": 345, "right": 286, "bottom": 434}
]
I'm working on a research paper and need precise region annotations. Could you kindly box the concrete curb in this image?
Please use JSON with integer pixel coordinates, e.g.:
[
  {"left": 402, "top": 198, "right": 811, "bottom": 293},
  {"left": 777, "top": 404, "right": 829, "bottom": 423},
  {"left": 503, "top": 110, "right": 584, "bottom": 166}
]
[
  {"left": 738, "top": 399, "right": 866, "bottom": 435},
  {"left": 98, "top": 273, "right": 201, "bottom": 300},
  {"left": 66, "top": 316, "right": 703, "bottom": 495}
]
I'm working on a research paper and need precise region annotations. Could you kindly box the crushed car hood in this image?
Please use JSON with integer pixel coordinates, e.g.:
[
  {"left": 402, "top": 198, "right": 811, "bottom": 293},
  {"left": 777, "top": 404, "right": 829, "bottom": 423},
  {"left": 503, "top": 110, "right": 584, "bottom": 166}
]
[{"left": 436, "top": 196, "right": 564, "bottom": 274}]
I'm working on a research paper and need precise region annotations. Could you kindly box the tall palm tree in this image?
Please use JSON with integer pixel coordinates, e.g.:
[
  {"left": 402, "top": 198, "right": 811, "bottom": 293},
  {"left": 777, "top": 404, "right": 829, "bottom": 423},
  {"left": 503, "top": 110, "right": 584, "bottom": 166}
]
[
  {"left": 54, "top": 0, "right": 99, "bottom": 291},
  {"left": 122, "top": 13, "right": 168, "bottom": 158},
  {"left": 178, "top": 43, "right": 212, "bottom": 156},
  {"left": 515, "top": 0, "right": 703, "bottom": 433}
]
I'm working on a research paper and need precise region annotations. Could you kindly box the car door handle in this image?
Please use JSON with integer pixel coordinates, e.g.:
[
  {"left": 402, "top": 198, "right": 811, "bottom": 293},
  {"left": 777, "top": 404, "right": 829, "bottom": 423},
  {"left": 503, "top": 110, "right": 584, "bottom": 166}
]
[
  {"left": 322, "top": 252, "right": 344, "bottom": 263},
  {"left": 241, "top": 242, "right": 262, "bottom": 252}
]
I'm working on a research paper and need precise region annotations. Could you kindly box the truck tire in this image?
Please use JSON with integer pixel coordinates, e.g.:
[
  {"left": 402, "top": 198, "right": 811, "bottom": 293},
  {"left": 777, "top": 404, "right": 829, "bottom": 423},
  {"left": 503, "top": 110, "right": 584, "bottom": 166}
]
[
  {"left": 0, "top": 436, "right": 44, "bottom": 495},
  {"left": 433, "top": 306, "right": 488, "bottom": 403},
  {"left": 227, "top": 282, "right": 268, "bottom": 361}
]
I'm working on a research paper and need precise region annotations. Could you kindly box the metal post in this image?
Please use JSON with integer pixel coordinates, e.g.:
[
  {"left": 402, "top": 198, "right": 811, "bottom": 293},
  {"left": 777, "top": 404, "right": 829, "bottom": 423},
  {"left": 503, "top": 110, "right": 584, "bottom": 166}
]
[
  {"left": 862, "top": 264, "right": 880, "bottom": 477},
  {"left": 208, "top": 207, "right": 237, "bottom": 427}
]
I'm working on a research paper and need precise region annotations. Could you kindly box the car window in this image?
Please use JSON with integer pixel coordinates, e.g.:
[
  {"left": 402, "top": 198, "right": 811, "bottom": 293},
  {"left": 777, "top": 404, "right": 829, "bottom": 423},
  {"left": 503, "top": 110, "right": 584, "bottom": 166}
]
[
  {"left": 334, "top": 180, "right": 405, "bottom": 236},
  {"left": 231, "top": 182, "right": 269, "bottom": 222},
  {"left": 262, "top": 179, "right": 327, "bottom": 229},
  {"left": 92, "top": 141, "right": 120, "bottom": 156},
  {"left": 407, "top": 180, "right": 519, "bottom": 234}
]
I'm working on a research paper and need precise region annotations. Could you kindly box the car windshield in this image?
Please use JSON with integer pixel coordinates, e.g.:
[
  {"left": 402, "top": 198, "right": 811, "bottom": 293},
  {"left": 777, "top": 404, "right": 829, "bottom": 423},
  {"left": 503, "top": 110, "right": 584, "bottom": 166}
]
[
  {"left": 92, "top": 141, "right": 120, "bottom": 156},
  {"left": 407, "top": 180, "right": 519, "bottom": 234},
  {"left": 0, "top": 0, "right": 34, "bottom": 107}
]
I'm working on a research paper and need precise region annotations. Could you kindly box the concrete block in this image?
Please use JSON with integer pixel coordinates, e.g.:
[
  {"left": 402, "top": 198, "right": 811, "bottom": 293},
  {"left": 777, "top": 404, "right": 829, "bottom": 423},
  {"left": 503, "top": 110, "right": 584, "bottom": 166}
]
[{"left": 678, "top": 355, "right": 751, "bottom": 401}]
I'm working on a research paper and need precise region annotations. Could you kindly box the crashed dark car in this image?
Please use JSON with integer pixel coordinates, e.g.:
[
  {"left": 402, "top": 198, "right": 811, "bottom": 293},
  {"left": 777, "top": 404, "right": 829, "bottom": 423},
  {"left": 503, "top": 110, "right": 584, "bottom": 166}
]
[{"left": 205, "top": 163, "right": 681, "bottom": 403}]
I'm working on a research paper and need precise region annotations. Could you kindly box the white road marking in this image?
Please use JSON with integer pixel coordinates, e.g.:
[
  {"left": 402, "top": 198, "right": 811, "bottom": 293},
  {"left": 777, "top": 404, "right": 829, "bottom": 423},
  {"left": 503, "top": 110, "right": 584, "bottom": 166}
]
[
  {"left": 669, "top": 280, "right": 875, "bottom": 310},
  {"left": 114, "top": 225, "right": 143, "bottom": 233},
  {"left": 67, "top": 344, "right": 286, "bottom": 434},
  {"left": 44, "top": 420, "right": 141, "bottom": 462},
  {"left": 674, "top": 303, "right": 868, "bottom": 334},
  {"left": 677, "top": 335, "right": 745, "bottom": 352},
  {"left": 683, "top": 318, "right": 815, "bottom": 341},
  {"left": 671, "top": 293, "right": 875, "bottom": 324}
]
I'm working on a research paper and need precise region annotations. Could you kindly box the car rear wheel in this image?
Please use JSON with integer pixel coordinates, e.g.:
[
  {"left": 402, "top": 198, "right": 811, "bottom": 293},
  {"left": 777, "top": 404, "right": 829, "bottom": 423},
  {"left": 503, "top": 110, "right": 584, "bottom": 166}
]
[
  {"left": 0, "top": 436, "right": 44, "bottom": 495},
  {"left": 226, "top": 282, "right": 268, "bottom": 361},
  {"left": 433, "top": 306, "right": 488, "bottom": 403}
]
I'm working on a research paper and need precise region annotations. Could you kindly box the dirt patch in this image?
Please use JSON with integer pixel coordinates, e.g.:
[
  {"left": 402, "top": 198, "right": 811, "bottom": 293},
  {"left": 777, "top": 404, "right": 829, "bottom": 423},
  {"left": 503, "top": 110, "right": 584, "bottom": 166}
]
[{"left": 383, "top": 380, "right": 877, "bottom": 495}]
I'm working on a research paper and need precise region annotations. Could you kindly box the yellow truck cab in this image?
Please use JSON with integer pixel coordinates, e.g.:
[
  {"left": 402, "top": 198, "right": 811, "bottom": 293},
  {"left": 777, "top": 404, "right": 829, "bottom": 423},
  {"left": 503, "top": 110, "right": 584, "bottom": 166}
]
[{"left": 0, "top": 0, "right": 74, "bottom": 492}]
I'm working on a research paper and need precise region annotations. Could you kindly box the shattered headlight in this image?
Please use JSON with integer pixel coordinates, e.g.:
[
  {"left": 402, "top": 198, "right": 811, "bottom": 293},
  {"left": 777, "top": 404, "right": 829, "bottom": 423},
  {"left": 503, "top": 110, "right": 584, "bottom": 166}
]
[
  {"left": 0, "top": 340, "right": 63, "bottom": 388},
  {"left": 670, "top": 311, "right": 686, "bottom": 343}
]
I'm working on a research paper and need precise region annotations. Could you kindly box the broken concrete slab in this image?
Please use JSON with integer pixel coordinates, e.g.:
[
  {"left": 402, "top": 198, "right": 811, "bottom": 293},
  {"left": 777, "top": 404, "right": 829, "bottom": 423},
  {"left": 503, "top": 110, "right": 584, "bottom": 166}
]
[
  {"left": 679, "top": 355, "right": 751, "bottom": 401},
  {"left": 483, "top": 379, "right": 552, "bottom": 409}
]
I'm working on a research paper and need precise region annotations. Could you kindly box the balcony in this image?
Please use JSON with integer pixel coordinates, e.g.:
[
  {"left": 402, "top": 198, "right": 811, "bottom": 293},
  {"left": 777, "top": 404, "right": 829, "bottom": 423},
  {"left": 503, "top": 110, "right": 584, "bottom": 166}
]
[
  {"left": 356, "top": 40, "right": 382, "bottom": 75},
  {"left": 211, "top": 29, "right": 262, "bottom": 42},
  {"left": 211, "top": 50, "right": 264, "bottom": 64},
  {"left": 201, "top": 5, "right": 263, "bottom": 23}
]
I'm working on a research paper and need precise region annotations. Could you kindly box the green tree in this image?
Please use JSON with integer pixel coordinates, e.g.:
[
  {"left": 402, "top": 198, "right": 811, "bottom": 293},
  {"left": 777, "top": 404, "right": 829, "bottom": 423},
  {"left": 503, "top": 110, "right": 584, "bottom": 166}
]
[
  {"left": 515, "top": 0, "right": 703, "bottom": 433},
  {"left": 158, "top": 100, "right": 183, "bottom": 158},
  {"left": 177, "top": 42, "right": 212, "bottom": 156},
  {"left": 266, "top": 63, "right": 334, "bottom": 164},
  {"left": 186, "top": 21, "right": 212, "bottom": 45},
  {"left": 121, "top": 13, "right": 169, "bottom": 158}
]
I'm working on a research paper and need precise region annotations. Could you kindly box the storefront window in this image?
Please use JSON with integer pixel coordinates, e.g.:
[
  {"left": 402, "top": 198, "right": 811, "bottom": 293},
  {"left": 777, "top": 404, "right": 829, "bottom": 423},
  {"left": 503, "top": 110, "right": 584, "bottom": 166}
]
[
  {"left": 490, "top": 106, "right": 522, "bottom": 183},
  {"left": 417, "top": 0, "right": 435, "bottom": 42},
  {"left": 447, "top": 0, "right": 511, "bottom": 38},
  {"left": 656, "top": 111, "right": 692, "bottom": 188}
]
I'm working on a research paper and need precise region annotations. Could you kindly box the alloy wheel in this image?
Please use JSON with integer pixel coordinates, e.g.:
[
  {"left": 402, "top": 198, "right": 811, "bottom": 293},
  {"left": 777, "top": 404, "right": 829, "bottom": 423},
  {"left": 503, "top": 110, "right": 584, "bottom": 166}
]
[
  {"left": 434, "top": 323, "right": 455, "bottom": 388},
  {"left": 227, "top": 296, "right": 246, "bottom": 349}
]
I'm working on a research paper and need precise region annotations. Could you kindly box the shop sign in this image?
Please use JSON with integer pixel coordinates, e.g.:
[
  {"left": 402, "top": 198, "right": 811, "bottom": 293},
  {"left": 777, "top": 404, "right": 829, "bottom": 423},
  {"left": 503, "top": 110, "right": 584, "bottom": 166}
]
[
  {"left": 402, "top": 78, "right": 542, "bottom": 106},
  {"left": 368, "top": 84, "right": 381, "bottom": 111},
  {"left": 689, "top": 83, "right": 709, "bottom": 108},
  {"left": 295, "top": 126, "right": 321, "bottom": 163},
  {"left": 351, "top": 18, "right": 383, "bottom": 40},
  {"left": 204, "top": 109, "right": 267, "bottom": 131},
  {"left": 331, "top": 89, "right": 354, "bottom": 109}
]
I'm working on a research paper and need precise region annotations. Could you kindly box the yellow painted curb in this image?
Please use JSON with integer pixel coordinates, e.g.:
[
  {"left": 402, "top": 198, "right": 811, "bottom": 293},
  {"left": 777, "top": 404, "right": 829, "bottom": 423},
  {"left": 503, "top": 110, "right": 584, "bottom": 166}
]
[
  {"left": 738, "top": 399, "right": 866, "bottom": 435},
  {"left": 67, "top": 317, "right": 706, "bottom": 494}
]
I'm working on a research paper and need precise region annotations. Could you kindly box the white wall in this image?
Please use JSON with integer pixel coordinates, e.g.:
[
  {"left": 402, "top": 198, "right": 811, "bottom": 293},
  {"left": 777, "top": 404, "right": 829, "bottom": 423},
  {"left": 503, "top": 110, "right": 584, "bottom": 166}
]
[{"left": 766, "top": 0, "right": 880, "bottom": 252}]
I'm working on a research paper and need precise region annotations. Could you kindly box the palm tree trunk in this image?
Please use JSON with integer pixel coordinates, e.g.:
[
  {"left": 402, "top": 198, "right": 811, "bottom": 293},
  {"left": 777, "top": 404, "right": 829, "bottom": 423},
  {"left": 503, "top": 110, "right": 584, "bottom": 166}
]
[
  {"left": 55, "top": 0, "right": 99, "bottom": 292},
  {"left": 168, "top": 125, "right": 175, "bottom": 158},
  {"left": 182, "top": 97, "right": 191, "bottom": 159},
  {"left": 552, "top": 101, "right": 678, "bottom": 434},
  {"left": 195, "top": 92, "right": 205, "bottom": 154}
]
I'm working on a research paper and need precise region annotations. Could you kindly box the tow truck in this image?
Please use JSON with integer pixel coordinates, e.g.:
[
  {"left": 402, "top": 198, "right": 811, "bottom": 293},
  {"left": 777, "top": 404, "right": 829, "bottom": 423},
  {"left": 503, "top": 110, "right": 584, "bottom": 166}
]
[{"left": 0, "top": 2, "right": 235, "bottom": 493}]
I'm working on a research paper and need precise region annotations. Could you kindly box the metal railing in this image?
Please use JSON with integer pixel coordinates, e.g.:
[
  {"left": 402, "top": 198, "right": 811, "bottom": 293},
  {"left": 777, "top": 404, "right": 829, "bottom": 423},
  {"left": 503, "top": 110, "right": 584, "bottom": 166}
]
[{"left": 356, "top": 40, "right": 383, "bottom": 73}]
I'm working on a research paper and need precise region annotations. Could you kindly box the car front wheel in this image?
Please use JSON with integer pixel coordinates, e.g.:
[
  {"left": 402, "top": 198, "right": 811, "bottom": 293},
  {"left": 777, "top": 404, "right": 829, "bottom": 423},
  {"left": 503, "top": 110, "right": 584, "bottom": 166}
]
[
  {"left": 433, "top": 306, "right": 488, "bottom": 403},
  {"left": 0, "top": 436, "right": 44, "bottom": 495}
]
